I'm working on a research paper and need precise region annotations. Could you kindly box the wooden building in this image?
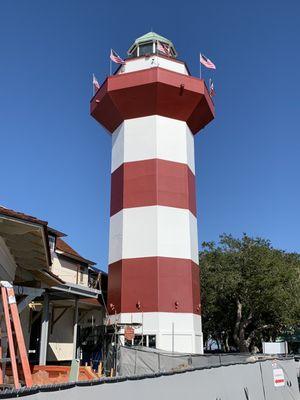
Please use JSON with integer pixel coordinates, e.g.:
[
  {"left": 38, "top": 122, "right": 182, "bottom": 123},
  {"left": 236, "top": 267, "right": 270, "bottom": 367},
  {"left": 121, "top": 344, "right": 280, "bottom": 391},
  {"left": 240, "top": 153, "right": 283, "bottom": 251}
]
[{"left": 0, "top": 206, "right": 107, "bottom": 366}]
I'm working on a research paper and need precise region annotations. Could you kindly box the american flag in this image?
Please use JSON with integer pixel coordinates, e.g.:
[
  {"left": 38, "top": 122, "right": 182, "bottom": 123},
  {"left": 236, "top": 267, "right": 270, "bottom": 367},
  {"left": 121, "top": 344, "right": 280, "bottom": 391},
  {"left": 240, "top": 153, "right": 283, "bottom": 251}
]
[
  {"left": 157, "top": 41, "right": 170, "bottom": 56},
  {"left": 200, "top": 53, "right": 216, "bottom": 69},
  {"left": 209, "top": 79, "right": 216, "bottom": 97},
  {"left": 93, "top": 74, "right": 100, "bottom": 92},
  {"left": 110, "top": 49, "right": 125, "bottom": 64}
]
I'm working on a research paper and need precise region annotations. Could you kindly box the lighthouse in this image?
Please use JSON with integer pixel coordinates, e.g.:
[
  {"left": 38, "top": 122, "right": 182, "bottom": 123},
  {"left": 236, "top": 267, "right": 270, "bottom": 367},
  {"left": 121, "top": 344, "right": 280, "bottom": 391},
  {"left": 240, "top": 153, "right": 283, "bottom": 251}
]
[{"left": 91, "top": 32, "right": 214, "bottom": 353}]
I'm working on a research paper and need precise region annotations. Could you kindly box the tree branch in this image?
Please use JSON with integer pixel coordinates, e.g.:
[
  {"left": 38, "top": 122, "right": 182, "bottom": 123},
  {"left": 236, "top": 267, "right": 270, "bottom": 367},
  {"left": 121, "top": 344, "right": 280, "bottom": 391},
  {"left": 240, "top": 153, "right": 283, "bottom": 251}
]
[
  {"left": 240, "top": 311, "right": 253, "bottom": 330},
  {"left": 245, "top": 324, "right": 274, "bottom": 347},
  {"left": 233, "top": 298, "right": 242, "bottom": 344}
]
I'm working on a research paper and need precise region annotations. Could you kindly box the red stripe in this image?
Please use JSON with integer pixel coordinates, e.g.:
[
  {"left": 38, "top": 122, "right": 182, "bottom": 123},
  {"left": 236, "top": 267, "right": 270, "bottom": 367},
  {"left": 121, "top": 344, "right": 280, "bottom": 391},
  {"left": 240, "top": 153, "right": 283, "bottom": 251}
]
[
  {"left": 108, "top": 257, "right": 201, "bottom": 315},
  {"left": 110, "top": 159, "right": 196, "bottom": 216}
]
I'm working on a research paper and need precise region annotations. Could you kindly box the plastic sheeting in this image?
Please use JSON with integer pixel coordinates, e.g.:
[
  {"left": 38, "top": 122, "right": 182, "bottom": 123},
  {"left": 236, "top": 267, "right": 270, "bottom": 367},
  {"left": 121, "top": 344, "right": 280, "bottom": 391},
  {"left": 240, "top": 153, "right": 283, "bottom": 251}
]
[{"left": 116, "top": 345, "right": 257, "bottom": 376}]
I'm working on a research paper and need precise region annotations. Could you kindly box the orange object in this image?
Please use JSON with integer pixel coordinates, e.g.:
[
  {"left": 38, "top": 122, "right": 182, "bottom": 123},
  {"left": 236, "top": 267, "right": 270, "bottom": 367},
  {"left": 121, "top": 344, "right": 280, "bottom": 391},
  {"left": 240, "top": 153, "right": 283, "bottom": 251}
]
[
  {"left": 1, "top": 286, "right": 20, "bottom": 389},
  {"left": 0, "top": 282, "right": 33, "bottom": 388},
  {"left": 0, "top": 338, "right": 3, "bottom": 385},
  {"left": 32, "top": 365, "right": 98, "bottom": 384},
  {"left": 7, "top": 286, "right": 33, "bottom": 387},
  {"left": 97, "top": 362, "right": 103, "bottom": 377},
  {"left": 124, "top": 326, "right": 135, "bottom": 341}
]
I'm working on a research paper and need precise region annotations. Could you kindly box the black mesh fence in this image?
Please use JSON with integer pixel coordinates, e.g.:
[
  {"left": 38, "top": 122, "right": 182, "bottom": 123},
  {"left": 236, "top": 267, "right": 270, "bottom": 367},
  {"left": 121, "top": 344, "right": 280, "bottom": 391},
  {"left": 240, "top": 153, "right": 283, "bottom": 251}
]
[{"left": 115, "top": 345, "right": 265, "bottom": 376}]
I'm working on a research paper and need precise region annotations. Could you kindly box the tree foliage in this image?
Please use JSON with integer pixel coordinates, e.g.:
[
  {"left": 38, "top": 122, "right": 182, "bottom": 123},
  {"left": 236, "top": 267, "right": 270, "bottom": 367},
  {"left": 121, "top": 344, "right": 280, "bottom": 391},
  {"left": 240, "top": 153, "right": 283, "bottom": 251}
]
[{"left": 200, "top": 234, "right": 300, "bottom": 352}]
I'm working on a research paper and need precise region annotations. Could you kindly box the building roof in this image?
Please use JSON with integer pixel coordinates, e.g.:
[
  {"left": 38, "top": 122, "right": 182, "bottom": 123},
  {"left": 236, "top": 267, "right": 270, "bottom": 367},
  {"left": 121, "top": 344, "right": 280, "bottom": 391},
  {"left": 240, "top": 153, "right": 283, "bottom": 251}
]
[
  {"left": 135, "top": 31, "right": 173, "bottom": 47},
  {"left": 79, "top": 297, "right": 102, "bottom": 307},
  {"left": 56, "top": 238, "right": 96, "bottom": 266},
  {"left": 31, "top": 268, "right": 65, "bottom": 286},
  {"left": 0, "top": 207, "right": 66, "bottom": 238},
  {"left": 89, "top": 265, "right": 108, "bottom": 275},
  {"left": 0, "top": 205, "right": 48, "bottom": 227},
  {"left": 48, "top": 226, "right": 66, "bottom": 238},
  {"left": 128, "top": 31, "right": 177, "bottom": 56},
  {"left": 0, "top": 205, "right": 96, "bottom": 271},
  {"left": 0, "top": 205, "right": 51, "bottom": 272}
]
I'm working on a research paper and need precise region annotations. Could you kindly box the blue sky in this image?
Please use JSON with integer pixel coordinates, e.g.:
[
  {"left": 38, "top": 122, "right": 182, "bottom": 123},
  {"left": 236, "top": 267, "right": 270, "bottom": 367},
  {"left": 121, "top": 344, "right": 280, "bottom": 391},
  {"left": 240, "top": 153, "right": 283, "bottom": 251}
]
[{"left": 0, "top": 1, "right": 299, "bottom": 269}]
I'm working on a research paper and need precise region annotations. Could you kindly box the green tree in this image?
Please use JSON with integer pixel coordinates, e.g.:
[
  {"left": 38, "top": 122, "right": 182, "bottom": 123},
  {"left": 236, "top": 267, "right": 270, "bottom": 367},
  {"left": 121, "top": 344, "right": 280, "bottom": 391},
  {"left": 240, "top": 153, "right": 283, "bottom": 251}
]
[{"left": 200, "top": 234, "right": 300, "bottom": 353}]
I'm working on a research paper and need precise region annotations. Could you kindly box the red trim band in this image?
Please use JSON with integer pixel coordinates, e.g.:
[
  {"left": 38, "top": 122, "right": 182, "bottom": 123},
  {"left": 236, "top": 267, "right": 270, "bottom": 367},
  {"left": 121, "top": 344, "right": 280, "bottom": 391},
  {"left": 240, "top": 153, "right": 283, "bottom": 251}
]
[
  {"left": 110, "top": 159, "right": 196, "bottom": 216},
  {"left": 91, "top": 67, "right": 214, "bottom": 134},
  {"left": 108, "top": 257, "right": 201, "bottom": 315}
]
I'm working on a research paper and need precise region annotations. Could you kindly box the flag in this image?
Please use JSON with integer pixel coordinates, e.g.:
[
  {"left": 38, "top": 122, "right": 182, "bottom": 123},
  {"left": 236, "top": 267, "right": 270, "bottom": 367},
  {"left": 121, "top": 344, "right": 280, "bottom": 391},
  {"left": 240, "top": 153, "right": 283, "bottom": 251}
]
[
  {"left": 93, "top": 74, "right": 100, "bottom": 92},
  {"left": 200, "top": 53, "right": 216, "bottom": 69},
  {"left": 157, "top": 41, "right": 170, "bottom": 56},
  {"left": 110, "top": 49, "right": 125, "bottom": 64},
  {"left": 209, "top": 79, "right": 216, "bottom": 97}
]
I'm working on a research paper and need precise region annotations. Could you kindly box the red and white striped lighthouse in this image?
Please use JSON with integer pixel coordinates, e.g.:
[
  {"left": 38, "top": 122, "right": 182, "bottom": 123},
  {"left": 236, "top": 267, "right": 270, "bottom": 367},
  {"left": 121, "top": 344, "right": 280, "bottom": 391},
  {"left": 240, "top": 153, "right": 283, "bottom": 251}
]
[{"left": 91, "top": 32, "right": 214, "bottom": 353}]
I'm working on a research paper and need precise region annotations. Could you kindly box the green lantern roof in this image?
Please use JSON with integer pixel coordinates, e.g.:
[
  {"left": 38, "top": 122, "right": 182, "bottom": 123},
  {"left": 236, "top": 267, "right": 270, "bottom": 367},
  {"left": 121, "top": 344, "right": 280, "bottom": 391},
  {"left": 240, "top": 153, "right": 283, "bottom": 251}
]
[{"left": 128, "top": 31, "right": 177, "bottom": 57}]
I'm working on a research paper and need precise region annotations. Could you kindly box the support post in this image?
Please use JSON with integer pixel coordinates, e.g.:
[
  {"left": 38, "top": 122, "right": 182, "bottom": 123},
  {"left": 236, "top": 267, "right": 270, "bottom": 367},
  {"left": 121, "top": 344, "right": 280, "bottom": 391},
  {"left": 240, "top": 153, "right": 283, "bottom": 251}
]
[
  {"left": 73, "top": 296, "right": 79, "bottom": 359},
  {"left": 39, "top": 293, "right": 49, "bottom": 366}
]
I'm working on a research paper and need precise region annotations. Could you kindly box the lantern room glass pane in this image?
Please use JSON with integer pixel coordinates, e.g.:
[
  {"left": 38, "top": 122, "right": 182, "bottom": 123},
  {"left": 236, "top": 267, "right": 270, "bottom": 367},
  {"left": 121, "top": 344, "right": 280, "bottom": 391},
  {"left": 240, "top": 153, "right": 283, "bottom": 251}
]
[
  {"left": 139, "top": 43, "right": 153, "bottom": 56},
  {"left": 130, "top": 48, "right": 137, "bottom": 58}
]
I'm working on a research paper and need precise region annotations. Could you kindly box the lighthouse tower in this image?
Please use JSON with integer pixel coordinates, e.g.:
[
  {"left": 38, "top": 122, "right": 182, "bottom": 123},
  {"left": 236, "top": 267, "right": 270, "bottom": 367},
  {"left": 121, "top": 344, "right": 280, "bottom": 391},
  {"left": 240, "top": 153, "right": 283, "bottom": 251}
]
[{"left": 91, "top": 32, "right": 214, "bottom": 354}]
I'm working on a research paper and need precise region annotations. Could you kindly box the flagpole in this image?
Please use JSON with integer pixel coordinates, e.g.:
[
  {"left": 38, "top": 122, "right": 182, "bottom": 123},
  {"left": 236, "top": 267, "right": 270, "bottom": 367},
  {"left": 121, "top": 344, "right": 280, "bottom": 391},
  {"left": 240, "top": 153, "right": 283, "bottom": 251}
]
[
  {"left": 199, "top": 53, "right": 202, "bottom": 79},
  {"left": 110, "top": 58, "right": 112, "bottom": 76}
]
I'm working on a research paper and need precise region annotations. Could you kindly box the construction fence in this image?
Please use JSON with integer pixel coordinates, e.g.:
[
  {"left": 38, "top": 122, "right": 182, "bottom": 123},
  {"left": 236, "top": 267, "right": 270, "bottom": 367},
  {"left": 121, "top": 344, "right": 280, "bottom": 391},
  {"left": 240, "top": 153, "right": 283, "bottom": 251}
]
[
  {"left": 1, "top": 354, "right": 299, "bottom": 400},
  {"left": 115, "top": 345, "right": 260, "bottom": 376}
]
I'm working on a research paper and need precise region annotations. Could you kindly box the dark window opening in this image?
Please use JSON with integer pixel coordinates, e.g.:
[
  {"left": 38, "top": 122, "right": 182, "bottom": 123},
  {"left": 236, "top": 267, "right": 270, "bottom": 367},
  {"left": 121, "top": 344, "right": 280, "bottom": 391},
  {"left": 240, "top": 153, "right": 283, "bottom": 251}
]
[
  {"left": 48, "top": 235, "right": 56, "bottom": 251},
  {"left": 148, "top": 335, "right": 156, "bottom": 348},
  {"left": 125, "top": 334, "right": 156, "bottom": 348},
  {"left": 129, "top": 48, "right": 137, "bottom": 58},
  {"left": 134, "top": 335, "right": 147, "bottom": 346},
  {"left": 139, "top": 43, "right": 153, "bottom": 56}
]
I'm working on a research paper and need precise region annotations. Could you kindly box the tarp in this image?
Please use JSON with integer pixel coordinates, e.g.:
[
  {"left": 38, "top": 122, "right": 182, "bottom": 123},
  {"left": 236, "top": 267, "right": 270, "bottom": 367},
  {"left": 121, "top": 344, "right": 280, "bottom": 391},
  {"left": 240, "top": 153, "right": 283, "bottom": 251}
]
[{"left": 116, "top": 345, "right": 257, "bottom": 376}]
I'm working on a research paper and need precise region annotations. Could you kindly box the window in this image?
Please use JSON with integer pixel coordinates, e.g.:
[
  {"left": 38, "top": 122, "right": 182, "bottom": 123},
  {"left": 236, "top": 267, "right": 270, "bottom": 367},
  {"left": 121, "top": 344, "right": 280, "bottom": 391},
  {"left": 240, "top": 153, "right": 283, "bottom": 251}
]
[
  {"left": 133, "top": 335, "right": 147, "bottom": 346},
  {"left": 148, "top": 335, "right": 156, "bottom": 348},
  {"left": 79, "top": 266, "right": 85, "bottom": 284},
  {"left": 48, "top": 235, "right": 55, "bottom": 252},
  {"left": 139, "top": 43, "right": 153, "bottom": 57},
  {"left": 125, "top": 334, "right": 156, "bottom": 348},
  {"left": 129, "top": 48, "right": 137, "bottom": 58}
]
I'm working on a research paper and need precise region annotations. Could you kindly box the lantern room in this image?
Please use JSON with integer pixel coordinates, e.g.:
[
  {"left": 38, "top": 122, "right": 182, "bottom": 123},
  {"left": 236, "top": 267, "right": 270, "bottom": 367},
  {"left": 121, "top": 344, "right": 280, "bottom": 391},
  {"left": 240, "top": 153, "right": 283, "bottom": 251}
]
[{"left": 127, "top": 31, "right": 178, "bottom": 58}]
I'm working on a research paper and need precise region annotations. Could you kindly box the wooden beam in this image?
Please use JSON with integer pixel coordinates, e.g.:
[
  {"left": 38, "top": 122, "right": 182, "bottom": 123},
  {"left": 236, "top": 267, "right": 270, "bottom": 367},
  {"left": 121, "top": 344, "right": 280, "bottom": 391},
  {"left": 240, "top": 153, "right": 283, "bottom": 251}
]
[{"left": 14, "top": 286, "right": 44, "bottom": 297}]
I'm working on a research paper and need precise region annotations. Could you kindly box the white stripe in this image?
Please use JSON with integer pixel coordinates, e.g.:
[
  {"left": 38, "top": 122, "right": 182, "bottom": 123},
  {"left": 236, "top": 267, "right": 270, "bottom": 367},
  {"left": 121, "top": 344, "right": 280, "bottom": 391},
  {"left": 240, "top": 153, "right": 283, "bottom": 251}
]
[
  {"left": 111, "top": 116, "right": 195, "bottom": 174},
  {"left": 109, "top": 206, "right": 198, "bottom": 265},
  {"left": 117, "top": 56, "right": 189, "bottom": 76},
  {"left": 108, "top": 312, "right": 203, "bottom": 354}
]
